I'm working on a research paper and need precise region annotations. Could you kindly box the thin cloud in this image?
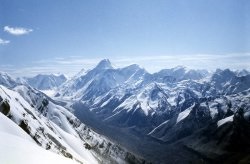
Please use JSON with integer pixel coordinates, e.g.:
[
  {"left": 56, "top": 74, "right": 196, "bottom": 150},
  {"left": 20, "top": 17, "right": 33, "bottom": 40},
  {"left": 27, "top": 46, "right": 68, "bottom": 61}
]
[
  {"left": 0, "top": 38, "right": 10, "bottom": 45},
  {"left": 34, "top": 53, "right": 250, "bottom": 73},
  {"left": 4, "top": 26, "right": 33, "bottom": 36},
  {"left": 2, "top": 53, "right": 249, "bottom": 77}
]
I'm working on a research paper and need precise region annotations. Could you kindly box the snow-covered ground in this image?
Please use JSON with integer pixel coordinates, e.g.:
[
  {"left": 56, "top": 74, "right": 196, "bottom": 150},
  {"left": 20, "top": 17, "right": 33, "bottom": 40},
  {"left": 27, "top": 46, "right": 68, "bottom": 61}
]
[
  {"left": 40, "top": 89, "right": 56, "bottom": 97},
  {"left": 0, "top": 112, "right": 77, "bottom": 164},
  {"left": 0, "top": 132, "right": 78, "bottom": 164},
  {"left": 217, "top": 115, "right": 234, "bottom": 127},
  {"left": 176, "top": 104, "right": 194, "bottom": 123}
]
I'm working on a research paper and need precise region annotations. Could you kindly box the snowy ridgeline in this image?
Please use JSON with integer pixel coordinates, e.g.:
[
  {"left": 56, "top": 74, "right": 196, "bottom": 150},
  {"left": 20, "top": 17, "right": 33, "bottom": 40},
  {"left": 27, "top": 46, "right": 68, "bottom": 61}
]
[
  {"left": 0, "top": 85, "right": 146, "bottom": 164},
  {"left": 17, "top": 74, "right": 67, "bottom": 90},
  {"left": 52, "top": 60, "right": 250, "bottom": 132}
]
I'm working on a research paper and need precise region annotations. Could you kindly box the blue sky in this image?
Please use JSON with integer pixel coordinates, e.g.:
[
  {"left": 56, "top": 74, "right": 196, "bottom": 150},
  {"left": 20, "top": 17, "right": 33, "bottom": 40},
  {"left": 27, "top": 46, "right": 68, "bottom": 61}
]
[{"left": 0, "top": 0, "right": 249, "bottom": 76}]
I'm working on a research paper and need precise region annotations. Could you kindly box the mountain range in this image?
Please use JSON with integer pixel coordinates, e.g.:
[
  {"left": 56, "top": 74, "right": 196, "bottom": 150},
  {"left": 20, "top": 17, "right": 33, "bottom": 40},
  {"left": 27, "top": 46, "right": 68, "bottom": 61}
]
[
  {"left": 0, "top": 59, "right": 250, "bottom": 164},
  {"left": 17, "top": 74, "right": 68, "bottom": 90}
]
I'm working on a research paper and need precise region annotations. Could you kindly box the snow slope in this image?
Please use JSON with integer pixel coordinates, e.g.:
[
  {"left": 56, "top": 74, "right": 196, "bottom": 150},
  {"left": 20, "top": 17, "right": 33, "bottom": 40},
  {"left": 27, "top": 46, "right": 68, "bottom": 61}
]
[
  {"left": 0, "top": 85, "right": 99, "bottom": 163},
  {"left": 0, "top": 113, "right": 77, "bottom": 164},
  {"left": 0, "top": 112, "right": 34, "bottom": 142},
  {"left": 0, "top": 132, "right": 78, "bottom": 164},
  {"left": 176, "top": 104, "right": 194, "bottom": 123}
]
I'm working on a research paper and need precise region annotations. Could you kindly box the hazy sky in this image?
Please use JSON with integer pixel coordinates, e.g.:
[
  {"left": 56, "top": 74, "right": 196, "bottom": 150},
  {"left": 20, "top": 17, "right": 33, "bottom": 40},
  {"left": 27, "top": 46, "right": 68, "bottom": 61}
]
[{"left": 0, "top": 0, "right": 249, "bottom": 77}]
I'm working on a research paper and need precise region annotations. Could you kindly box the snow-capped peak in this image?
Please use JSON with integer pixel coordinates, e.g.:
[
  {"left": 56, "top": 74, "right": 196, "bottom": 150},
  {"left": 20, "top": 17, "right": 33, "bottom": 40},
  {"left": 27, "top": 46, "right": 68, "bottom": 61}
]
[
  {"left": 172, "top": 65, "right": 186, "bottom": 72},
  {"left": 0, "top": 71, "right": 17, "bottom": 88},
  {"left": 94, "top": 59, "right": 113, "bottom": 70},
  {"left": 24, "top": 74, "right": 67, "bottom": 90}
]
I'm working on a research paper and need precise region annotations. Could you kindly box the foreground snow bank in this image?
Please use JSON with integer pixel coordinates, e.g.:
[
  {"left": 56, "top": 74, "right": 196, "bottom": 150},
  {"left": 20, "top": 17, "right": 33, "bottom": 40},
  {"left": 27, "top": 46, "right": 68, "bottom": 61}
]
[
  {"left": 0, "top": 113, "right": 77, "bottom": 164},
  {"left": 0, "top": 132, "right": 78, "bottom": 164}
]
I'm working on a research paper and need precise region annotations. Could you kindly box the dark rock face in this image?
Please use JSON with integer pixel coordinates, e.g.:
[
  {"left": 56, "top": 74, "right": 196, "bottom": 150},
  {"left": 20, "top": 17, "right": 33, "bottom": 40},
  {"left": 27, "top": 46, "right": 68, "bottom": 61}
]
[
  {"left": 227, "top": 108, "right": 250, "bottom": 152},
  {"left": 19, "top": 120, "right": 31, "bottom": 135},
  {"left": 0, "top": 99, "right": 10, "bottom": 116},
  {"left": 178, "top": 107, "right": 250, "bottom": 164}
]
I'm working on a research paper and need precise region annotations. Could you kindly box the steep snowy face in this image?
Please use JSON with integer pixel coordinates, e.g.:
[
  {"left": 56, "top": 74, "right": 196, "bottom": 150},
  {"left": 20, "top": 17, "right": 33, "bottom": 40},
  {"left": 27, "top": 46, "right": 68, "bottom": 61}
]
[
  {"left": 0, "top": 72, "right": 17, "bottom": 88},
  {"left": 0, "top": 84, "right": 148, "bottom": 164},
  {"left": 204, "top": 69, "right": 250, "bottom": 95},
  {"left": 86, "top": 82, "right": 174, "bottom": 127},
  {"left": 120, "top": 64, "right": 147, "bottom": 84},
  {"left": 118, "top": 83, "right": 170, "bottom": 114},
  {"left": 0, "top": 112, "right": 79, "bottom": 164},
  {"left": 0, "top": 84, "right": 99, "bottom": 163},
  {"left": 58, "top": 59, "right": 114, "bottom": 98},
  {"left": 210, "top": 69, "right": 236, "bottom": 90},
  {"left": 94, "top": 59, "right": 113, "bottom": 70},
  {"left": 24, "top": 74, "right": 67, "bottom": 90},
  {"left": 58, "top": 60, "right": 148, "bottom": 100}
]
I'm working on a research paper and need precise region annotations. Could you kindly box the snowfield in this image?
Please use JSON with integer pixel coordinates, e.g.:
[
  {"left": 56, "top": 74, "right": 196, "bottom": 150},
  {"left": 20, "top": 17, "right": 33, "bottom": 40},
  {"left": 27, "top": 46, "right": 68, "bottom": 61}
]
[
  {"left": 0, "top": 132, "right": 78, "bottom": 164},
  {"left": 176, "top": 104, "right": 194, "bottom": 123},
  {"left": 0, "top": 113, "right": 77, "bottom": 164},
  {"left": 217, "top": 115, "right": 234, "bottom": 127}
]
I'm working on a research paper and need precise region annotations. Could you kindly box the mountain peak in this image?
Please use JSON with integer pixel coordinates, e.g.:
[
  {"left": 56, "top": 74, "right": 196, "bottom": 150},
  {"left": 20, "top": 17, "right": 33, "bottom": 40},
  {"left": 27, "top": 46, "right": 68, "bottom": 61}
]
[
  {"left": 215, "top": 68, "right": 234, "bottom": 76},
  {"left": 95, "top": 59, "right": 113, "bottom": 70},
  {"left": 123, "top": 64, "right": 141, "bottom": 71},
  {"left": 172, "top": 66, "right": 186, "bottom": 72}
]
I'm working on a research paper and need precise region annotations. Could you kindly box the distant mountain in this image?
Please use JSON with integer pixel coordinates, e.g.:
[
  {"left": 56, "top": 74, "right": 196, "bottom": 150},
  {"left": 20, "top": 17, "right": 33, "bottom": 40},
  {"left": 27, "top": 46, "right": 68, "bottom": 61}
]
[
  {"left": 54, "top": 59, "right": 250, "bottom": 163},
  {"left": 236, "top": 69, "right": 250, "bottom": 76},
  {"left": 152, "top": 66, "right": 209, "bottom": 82},
  {"left": 24, "top": 74, "right": 67, "bottom": 90},
  {"left": 0, "top": 72, "right": 17, "bottom": 88},
  {"left": 57, "top": 59, "right": 148, "bottom": 99}
]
